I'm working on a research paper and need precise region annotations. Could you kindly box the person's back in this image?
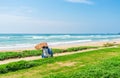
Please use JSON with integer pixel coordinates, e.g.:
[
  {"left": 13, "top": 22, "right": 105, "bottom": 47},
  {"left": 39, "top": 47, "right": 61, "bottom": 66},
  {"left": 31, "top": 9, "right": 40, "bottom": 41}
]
[
  {"left": 48, "top": 48, "right": 53, "bottom": 57},
  {"left": 43, "top": 48, "right": 49, "bottom": 56}
]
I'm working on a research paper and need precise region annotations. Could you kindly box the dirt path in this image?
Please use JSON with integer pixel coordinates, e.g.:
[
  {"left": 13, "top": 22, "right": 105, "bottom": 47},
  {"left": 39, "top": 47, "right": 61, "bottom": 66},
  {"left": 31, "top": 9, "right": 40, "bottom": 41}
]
[
  {"left": 0, "top": 49, "right": 99, "bottom": 65},
  {"left": 0, "top": 47, "right": 115, "bottom": 65}
]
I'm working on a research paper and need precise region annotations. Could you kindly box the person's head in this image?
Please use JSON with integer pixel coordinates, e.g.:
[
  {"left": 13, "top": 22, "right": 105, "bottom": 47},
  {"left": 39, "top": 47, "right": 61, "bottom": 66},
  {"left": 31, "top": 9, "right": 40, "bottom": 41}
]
[
  {"left": 45, "top": 46, "right": 48, "bottom": 48},
  {"left": 42, "top": 46, "right": 48, "bottom": 49}
]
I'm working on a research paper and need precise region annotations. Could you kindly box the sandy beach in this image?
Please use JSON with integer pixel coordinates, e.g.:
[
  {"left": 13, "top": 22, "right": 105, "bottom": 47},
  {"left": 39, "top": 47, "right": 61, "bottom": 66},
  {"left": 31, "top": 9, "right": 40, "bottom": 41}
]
[
  {"left": 0, "top": 39, "right": 120, "bottom": 52},
  {"left": 52, "top": 39, "right": 120, "bottom": 49}
]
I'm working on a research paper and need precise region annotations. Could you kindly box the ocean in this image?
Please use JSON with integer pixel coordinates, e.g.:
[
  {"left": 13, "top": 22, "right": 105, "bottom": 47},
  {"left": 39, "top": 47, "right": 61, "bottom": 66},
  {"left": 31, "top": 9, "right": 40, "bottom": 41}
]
[{"left": 0, "top": 34, "right": 120, "bottom": 50}]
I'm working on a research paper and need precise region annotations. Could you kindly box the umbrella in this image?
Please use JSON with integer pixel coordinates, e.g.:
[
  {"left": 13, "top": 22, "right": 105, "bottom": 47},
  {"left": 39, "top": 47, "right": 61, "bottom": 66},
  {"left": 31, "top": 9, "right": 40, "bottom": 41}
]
[{"left": 35, "top": 42, "right": 48, "bottom": 50}]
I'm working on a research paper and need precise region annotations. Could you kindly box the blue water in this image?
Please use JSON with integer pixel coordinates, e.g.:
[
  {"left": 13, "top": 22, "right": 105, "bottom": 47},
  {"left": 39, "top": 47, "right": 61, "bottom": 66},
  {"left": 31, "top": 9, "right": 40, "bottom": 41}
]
[{"left": 0, "top": 34, "right": 120, "bottom": 50}]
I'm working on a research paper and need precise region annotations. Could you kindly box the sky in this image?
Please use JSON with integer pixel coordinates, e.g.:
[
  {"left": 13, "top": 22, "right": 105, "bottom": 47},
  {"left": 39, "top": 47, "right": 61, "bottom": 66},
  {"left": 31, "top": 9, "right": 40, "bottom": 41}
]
[{"left": 0, "top": 0, "right": 120, "bottom": 34}]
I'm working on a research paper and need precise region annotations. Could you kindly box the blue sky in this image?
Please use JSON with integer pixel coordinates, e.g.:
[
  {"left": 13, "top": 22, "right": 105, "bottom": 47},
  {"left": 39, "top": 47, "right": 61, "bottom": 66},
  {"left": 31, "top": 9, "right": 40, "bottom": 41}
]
[{"left": 0, "top": 0, "right": 120, "bottom": 33}]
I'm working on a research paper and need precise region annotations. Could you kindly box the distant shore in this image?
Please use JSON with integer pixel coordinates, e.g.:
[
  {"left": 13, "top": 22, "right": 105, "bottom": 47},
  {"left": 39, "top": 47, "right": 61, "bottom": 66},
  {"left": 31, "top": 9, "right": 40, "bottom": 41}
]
[{"left": 0, "top": 39, "right": 120, "bottom": 52}]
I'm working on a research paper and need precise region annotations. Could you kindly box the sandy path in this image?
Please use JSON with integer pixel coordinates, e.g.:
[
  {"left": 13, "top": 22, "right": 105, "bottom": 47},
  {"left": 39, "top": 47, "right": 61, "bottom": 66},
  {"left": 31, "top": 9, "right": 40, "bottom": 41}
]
[{"left": 0, "top": 48, "right": 103, "bottom": 65}]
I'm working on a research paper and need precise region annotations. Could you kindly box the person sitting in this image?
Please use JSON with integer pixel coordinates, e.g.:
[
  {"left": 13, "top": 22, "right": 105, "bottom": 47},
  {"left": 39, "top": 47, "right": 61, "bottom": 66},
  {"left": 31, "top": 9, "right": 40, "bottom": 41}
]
[{"left": 41, "top": 46, "right": 53, "bottom": 58}]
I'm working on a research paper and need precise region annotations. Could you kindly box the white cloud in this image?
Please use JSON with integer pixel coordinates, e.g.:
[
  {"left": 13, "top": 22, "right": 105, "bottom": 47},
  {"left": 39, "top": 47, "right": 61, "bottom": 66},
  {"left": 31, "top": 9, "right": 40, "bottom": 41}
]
[{"left": 65, "top": 0, "right": 94, "bottom": 5}]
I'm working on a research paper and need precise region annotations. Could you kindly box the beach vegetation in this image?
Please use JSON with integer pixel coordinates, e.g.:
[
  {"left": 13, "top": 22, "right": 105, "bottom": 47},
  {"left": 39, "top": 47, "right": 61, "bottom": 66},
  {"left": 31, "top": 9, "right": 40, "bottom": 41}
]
[
  {"left": 0, "top": 47, "right": 120, "bottom": 77},
  {"left": 0, "top": 46, "right": 98, "bottom": 61},
  {"left": 103, "top": 42, "right": 116, "bottom": 47}
]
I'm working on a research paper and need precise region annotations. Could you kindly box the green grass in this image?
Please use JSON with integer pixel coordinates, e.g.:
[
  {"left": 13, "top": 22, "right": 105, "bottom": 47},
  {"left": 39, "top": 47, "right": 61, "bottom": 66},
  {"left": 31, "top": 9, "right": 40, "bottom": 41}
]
[
  {"left": 0, "top": 50, "right": 42, "bottom": 60},
  {"left": 46, "top": 57, "right": 120, "bottom": 78},
  {"left": 0, "top": 46, "right": 98, "bottom": 60},
  {"left": 0, "top": 47, "right": 120, "bottom": 78}
]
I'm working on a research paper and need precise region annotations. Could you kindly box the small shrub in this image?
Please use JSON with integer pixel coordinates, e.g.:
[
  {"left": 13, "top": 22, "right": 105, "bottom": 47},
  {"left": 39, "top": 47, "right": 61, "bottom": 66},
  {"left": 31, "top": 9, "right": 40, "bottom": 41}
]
[
  {"left": 103, "top": 43, "right": 116, "bottom": 47},
  {"left": 66, "top": 46, "right": 97, "bottom": 52},
  {"left": 52, "top": 49, "right": 65, "bottom": 53},
  {"left": 0, "top": 65, "right": 8, "bottom": 73},
  {"left": 0, "top": 61, "right": 38, "bottom": 74},
  {"left": 66, "top": 47, "right": 79, "bottom": 52}
]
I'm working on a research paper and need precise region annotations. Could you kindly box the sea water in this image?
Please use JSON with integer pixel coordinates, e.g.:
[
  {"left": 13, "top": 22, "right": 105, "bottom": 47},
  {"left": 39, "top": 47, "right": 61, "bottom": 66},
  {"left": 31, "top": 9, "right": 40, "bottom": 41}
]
[{"left": 0, "top": 34, "right": 120, "bottom": 50}]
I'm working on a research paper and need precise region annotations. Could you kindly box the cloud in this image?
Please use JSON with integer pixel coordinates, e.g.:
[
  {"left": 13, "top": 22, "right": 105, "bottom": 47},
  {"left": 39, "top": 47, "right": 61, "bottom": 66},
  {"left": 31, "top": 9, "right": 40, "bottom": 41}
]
[{"left": 65, "top": 0, "right": 94, "bottom": 5}]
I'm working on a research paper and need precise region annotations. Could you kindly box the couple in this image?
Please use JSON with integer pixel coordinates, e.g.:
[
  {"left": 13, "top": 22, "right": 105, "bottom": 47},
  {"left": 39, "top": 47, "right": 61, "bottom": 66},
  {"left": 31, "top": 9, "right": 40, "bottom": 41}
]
[{"left": 41, "top": 46, "right": 53, "bottom": 58}]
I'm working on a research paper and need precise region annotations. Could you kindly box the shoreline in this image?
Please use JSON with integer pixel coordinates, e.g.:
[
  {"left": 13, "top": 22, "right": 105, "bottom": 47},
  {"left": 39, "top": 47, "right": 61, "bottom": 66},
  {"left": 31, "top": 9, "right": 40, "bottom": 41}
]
[
  {"left": 51, "top": 39, "right": 120, "bottom": 49},
  {"left": 0, "top": 39, "right": 120, "bottom": 52}
]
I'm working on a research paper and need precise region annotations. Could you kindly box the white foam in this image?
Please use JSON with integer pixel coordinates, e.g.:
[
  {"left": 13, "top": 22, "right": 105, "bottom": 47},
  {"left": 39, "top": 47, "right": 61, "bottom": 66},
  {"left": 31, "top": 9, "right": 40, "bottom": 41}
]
[
  {"left": 0, "top": 37, "right": 10, "bottom": 39},
  {"left": 24, "top": 35, "right": 120, "bottom": 40},
  {"left": 32, "top": 36, "right": 44, "bottom": 39},
  {"left": 0, "top": 39, "right": 92, "bottom": 50},
  {"left": 48, "top": 40, "right": 92, "bottom": 46},
  {"left": 0, "top": 44, "right": 35, "bottom": 50},
  {"left": 31, "top": 35, "right": 71, "bottom": 39}
]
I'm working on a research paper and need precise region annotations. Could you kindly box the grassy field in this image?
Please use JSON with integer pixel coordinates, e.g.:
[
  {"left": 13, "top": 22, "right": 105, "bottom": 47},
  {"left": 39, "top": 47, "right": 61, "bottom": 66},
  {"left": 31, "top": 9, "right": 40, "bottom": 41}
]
[{"left": 0, "top": 46, "right": 120, "bottom": 78}]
